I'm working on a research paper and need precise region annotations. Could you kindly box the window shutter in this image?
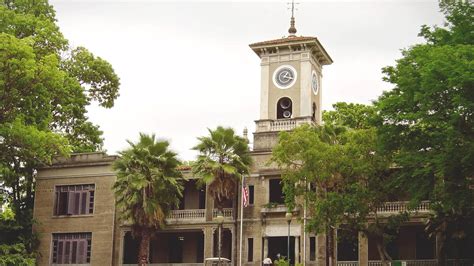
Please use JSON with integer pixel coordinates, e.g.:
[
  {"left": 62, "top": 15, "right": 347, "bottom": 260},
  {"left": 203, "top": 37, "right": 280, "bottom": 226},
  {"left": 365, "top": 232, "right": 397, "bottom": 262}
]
[
  {"left": 81, "top": 192, "right": 87, "bottom": 214},
  {"left": 74, "top": 192, "right": 80, "bottom": 215},
  {"left": 67, "top": 191, "right": 75, "bottom": 215},
  {"left": 54, "top": 191, "right": 58, "bottom": 215},
  {"left": 57, "top": 241, "right": 64, "bottom": 264},
  {"left": 71, "top": 240, "right": 78, "bottom": 263},
  {"left": 64, "top": 241, "right": 71, "bottom": 263},
  {"left": 77, "top": 239, "right": 86, "bottom": 263},
  {"left": 58, "top": 192, "right": 68, "bottom": 215}
]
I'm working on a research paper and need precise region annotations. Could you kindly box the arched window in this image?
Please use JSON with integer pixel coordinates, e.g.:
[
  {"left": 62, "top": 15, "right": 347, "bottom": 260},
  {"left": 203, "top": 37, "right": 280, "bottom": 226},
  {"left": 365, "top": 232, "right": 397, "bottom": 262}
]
[
  {"left": 312, "top": 102, "right": 317, "bottom": 121},
  {"left": 277, "top": 97, "right": 292, "bottom": 119}
]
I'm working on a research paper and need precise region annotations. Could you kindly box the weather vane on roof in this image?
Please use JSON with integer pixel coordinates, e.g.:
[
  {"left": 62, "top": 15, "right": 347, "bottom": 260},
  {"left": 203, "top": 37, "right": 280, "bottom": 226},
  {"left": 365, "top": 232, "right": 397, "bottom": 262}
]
[{"left": 287, "top": 0, "right": 299, "bottom": 36}]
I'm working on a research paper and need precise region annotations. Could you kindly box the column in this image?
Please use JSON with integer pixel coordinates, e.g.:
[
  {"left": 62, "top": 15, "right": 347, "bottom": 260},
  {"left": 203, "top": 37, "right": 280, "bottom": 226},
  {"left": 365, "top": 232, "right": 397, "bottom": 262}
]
[
  {"left": 260, "top": 62, "right": 270, "bottom": 119},
  {"left": 358, "top": 231, "right": 368, "bottom": 266},
  {"left": 295, "top": 236, "right": 300, "bottom": 264},
  {"left": 118, "top": 230, "right": 126, "bottom": 266},
  {"left": 263, "top": 237, "right": 268, "bottom": 259},
  {"left": 204, "top": 227, "right": 214, "bottom": 259},
  {"left": 316, "top": 233, "right": 326, "bottom": 266},
  {"left": 230, "top": 227, "right": 236, "bottom": 265}
]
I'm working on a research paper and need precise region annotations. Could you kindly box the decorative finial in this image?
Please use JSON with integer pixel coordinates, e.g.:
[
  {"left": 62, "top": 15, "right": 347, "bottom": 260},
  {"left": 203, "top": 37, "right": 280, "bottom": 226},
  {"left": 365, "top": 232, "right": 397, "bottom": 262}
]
[{"left": 288, "top": 0, "right": 298, "bottom": 37}]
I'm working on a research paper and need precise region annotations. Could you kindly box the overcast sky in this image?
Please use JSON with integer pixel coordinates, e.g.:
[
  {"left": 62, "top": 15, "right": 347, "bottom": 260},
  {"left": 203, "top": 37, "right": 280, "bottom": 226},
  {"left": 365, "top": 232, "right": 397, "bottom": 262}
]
[{"left": 50, "top": 0, "right": 444, "bottom": 161}]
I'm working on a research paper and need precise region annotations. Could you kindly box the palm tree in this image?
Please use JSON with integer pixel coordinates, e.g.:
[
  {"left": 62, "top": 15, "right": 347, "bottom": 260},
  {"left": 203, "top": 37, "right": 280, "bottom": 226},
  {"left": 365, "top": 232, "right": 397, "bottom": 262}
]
[
  {"left": 192, "top": 126, "right": 252, "bottom": 213},
  {"left": 113, "top": 133, "right": 183, "bottom": 266}
]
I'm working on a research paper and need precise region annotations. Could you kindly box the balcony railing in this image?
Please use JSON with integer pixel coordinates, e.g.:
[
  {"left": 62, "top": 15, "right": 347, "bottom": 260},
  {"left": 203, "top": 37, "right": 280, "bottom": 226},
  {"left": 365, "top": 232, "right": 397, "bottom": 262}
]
[
  {"left": 212, "top": 208, "right": 233, "bottom": 219},
  {"left": 376, "top": 201, "right": 430, "bottom": 214},
  {"left": 167, "top": 209, "right": 205, "bottom": 220},
  {"left": 337, "top": 261, "right": 359, "bottom": 266},
  {"left": 255, "top": 117, "right": 314, "bottom": 132},
  {"left": 368, "top": 260, "right": 472, "bottom": 266},
  {"left": 122, "top": 262, "right": 204, "bottom": 266},
  {"left": 369, "top": 260, "right": 437, "bottom": 266}
]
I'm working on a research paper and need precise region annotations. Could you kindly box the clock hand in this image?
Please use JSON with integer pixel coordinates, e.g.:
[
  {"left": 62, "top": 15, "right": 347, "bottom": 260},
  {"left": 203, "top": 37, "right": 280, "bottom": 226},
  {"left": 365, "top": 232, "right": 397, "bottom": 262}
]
[{"left": 283, "top": 72, "right": 293, "bottom": 80}]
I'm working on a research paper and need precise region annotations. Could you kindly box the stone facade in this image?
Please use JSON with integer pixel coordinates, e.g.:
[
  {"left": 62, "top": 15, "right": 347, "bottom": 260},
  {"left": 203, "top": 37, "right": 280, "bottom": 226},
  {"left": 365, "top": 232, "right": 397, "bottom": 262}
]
[
  {"left": 33, "top": 152, "right": 118, "bottom": 266},
  {"left": 32, "top": 28, "right": 446, "bottom": 266}
]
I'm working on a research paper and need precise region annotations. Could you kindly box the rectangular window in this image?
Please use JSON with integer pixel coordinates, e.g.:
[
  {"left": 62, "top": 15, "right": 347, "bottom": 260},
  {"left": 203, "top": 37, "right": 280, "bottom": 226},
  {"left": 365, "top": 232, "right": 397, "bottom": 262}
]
[
  {"left": 54, "top": 184, "right": 95, "bottom": 216},
  {"left": 310, "top": 236, "right": 316, "bottom": 261},
  {"left": 248, "top": 185, "right": 254, "bottom": 205},
  {"left": 247, "top": 238, "right": 253, "bottom": 262},
  {"left": 269, "top": 179, "right": 284, "bottom": 204},
  {"left": 52, "top": 233, "right": 92, "bottom": 264}
]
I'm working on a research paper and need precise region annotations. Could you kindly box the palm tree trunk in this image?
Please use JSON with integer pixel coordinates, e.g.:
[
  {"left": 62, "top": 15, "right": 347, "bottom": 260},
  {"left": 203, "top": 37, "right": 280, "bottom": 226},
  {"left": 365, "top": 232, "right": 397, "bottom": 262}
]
[
  {"left": 436, "top": 222, "right": 447, "bottom": 266},
  {"left": 138, "top": 228, "right": 150, "bottom": 266}
]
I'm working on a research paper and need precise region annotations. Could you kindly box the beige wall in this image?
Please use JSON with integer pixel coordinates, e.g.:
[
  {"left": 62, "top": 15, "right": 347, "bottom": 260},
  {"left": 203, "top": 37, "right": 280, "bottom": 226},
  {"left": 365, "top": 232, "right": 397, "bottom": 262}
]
[{"left": 33, "top": 153, "right": 116, "bottom": 266}]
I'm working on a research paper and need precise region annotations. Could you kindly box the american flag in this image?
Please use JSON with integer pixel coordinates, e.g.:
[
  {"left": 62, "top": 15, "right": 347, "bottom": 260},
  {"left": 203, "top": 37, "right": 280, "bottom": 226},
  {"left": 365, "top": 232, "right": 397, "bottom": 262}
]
[{"left": 242, "top": 176, "right": 249, "bottom": 208}]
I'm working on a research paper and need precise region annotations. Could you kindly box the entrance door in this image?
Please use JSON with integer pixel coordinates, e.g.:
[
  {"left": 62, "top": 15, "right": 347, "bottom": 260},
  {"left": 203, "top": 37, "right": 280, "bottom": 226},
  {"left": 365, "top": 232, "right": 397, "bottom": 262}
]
[{"left": 267, "top": 236, "right": 295, "bottom": 265}]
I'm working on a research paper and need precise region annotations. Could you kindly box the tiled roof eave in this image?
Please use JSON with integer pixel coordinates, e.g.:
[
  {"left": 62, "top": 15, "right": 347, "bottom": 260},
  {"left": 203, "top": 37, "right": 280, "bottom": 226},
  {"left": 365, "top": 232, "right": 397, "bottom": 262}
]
[
  {"left": 249, "top": 36, "right": 317, "bottom": 47},
  {"left": 249, "top": 36, "right": 333, "bottom": 65}
]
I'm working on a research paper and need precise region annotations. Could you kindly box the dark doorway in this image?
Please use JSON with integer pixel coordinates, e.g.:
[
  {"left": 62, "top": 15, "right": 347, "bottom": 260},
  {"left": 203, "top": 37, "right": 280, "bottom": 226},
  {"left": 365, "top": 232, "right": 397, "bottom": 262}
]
[
  {"left": 337, "top": 229, "right": 358, "bottom": 261},
  {"left": 268, "top": 236, "right": 295, "bottom": 265},
  {"left": 169, "top": 235, "right": 184, "bottom": 262},
  {"left": 198, "top": 187, "right": 206, "bottom": 209},
  {"left": 123, "top": 232, "right": 139, "bottom": 264}
]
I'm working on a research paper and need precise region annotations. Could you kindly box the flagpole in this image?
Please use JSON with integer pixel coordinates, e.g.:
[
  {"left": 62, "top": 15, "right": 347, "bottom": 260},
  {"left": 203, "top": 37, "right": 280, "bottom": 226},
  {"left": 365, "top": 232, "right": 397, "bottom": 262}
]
[{"left": 239, "top": 176, "right": 244, "bottom": 266}]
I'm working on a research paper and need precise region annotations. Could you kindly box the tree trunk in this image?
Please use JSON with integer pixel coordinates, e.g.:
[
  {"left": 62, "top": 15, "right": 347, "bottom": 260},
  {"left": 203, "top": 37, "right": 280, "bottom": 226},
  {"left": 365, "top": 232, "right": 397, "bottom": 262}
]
[
  {"left": 375, "top": 236, "right": 391, "bottom": 266},
  {"left": 436, "top": 221, "right": 447, "bottom": 266},
  {"left": 327, "top": 227, "right": 336, "bottom": 266},
  {"left": 138, "top": 228, "right": 150, "bottom": 266}
]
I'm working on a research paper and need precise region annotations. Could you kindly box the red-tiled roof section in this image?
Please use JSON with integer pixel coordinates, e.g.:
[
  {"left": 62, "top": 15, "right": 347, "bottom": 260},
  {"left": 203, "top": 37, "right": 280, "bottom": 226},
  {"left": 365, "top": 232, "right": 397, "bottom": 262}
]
[{"left": 249, "top": 36, "right": 316, "bottom": 47}]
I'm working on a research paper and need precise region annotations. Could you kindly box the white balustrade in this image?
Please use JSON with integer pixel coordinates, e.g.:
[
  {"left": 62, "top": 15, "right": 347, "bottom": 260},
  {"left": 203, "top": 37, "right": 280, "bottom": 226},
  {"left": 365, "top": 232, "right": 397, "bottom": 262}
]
[
  {"left": 376, "top": 201, "right": 430, "bottom": 214},
  {"left": 405, "top": 260, "right": 437, "bottom": 266},
  {"left": 337, "top": 261, "right": 359, "bottom": 266},
  {"left": 368, "top": 260, "right": 440, "bottom": 266},
  {"left": 167, "top": 209, "right": 205, "bottom": 220},
  {"left": 368, "top": 262, "right": 383, "bottom": 266},
  {"left": 255, "top": 117, "right": 314, "bottom": 133},
  {"left": 270, "top": 119, "right": 297, "bottom": 131},
  {"left": 212, "top": 208, "right": 233, "bottom": 218}
]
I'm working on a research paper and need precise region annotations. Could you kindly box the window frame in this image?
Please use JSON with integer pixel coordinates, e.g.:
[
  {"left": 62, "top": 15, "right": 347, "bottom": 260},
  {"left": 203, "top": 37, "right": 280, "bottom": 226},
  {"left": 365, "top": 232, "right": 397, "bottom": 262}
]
[
  {"left": 53, "top": 184, "right": 96, "bottom": 217},
  {"left": 51, "top": 232, "right": 92, "bottom": 265},
  {"left": 268, "top": 178, "right": 285, "bottom": 205},
  {"left": 309, "top": 236, "right": 316, "bottom": 261},
  {"left": 247, "top": 238, "right": 253, "bottom": 262},
  {"left": 248, "top": 185, "right": 254, "bottom": 206}
]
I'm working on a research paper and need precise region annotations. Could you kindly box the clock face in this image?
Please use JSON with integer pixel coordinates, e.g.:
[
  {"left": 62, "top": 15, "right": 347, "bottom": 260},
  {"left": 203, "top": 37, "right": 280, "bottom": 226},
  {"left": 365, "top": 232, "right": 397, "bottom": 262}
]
[
  {"left": 273, "top": 65, "right": 297, "bottom": 89},
  {"left": 312, "top": 71, "right": 319, "bottom": 95}
]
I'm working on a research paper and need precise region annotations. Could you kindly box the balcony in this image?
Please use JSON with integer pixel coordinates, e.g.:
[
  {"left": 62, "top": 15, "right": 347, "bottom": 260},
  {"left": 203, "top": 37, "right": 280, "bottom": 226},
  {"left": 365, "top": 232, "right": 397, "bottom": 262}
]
[
  {"left": 376, "top": 201, "right": 430, "bottom": 215},
  {"left": 166, "top": 209, "right": 205, "bottom": 223},
  {"left": 165, "top": 208, "right": 233, "bottom": 224},
  {"left": 255, "top": 117, "right": 313, "bottom": 132},
  {"left": 212, "top": 208, "right": 233, "bottom": 220},
  {"left": 122, "top": 262, "right": 204, "bottom": 266}
]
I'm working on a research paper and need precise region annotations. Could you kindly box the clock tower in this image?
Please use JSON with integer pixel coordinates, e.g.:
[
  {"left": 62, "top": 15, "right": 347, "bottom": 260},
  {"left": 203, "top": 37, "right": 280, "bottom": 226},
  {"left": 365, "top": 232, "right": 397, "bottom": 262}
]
[{"left": 249, "top": 10, "right": 333, "bottom": 151}]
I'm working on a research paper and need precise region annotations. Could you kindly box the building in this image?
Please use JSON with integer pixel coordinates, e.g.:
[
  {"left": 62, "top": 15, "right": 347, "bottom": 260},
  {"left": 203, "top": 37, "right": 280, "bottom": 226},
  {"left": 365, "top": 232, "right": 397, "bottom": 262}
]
[{"left": 33, "top": 11, "right": 465, "bottom": 266}]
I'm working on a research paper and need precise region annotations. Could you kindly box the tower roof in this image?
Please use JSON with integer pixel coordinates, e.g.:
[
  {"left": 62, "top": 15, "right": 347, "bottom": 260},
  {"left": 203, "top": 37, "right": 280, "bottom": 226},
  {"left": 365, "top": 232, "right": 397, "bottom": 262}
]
[{"left": 249, "top": 36, "right": 333, "bottom": 65}]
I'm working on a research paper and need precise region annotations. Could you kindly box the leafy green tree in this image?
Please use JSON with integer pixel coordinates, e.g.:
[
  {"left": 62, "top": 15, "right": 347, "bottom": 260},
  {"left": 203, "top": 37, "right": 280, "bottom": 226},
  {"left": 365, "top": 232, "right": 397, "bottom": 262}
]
[
  {"left": 323, "top": 102, "right": 377, "bottom": 130},
  {"left": 272, "top": 122, "right": 401, "bottom": 265},
  {"left": 0, "top": 206, "right": 35, "bottom": 265},
  {"left": 0, "top": 0, "right": 120, "bottom": 258},
  {"left": 375, "top": 1, "right": 474, "bottom": 264},
  {"left": 192, "top": 126, "right": 251, "bottom": 213},
  {"left": 113, "top": 133, "right": 183, "bottom": 266}
]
